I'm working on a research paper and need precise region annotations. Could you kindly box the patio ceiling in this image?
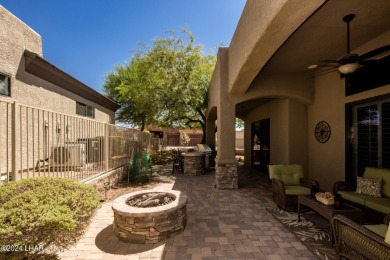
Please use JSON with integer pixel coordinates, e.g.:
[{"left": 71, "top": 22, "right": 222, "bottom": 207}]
[
  {"left": 248, "top": 0, "right": 390, "bottom": 89},
  {"left": 236, "top": 98, "right": 273, "bottom": 119}
]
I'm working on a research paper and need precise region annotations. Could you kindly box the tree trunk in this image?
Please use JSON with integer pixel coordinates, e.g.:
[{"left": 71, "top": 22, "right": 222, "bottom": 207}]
[
  {"left": 200, "top": 121, "right": 206, "bottom": 144},
  {"left": 140, "top": 118, "right": 145, "bottom": 132},
  {"left": 196, "top": 108, "right": 207, "bottom": 144}
]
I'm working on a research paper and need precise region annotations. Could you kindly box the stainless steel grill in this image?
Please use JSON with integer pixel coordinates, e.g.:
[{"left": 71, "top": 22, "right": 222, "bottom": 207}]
[{"left": 195, "top": 144, "right": 213, "bottom": 169}]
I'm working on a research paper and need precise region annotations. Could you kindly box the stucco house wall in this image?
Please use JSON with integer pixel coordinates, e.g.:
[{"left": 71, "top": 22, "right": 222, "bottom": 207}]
[
  {"left": 228, "top": 0, "right": 326, "bottom": 94},
  {"left": 242, "top": 36, "right": 389, "bottom": 193},
  {"left": 307, "top": 31, "right": 390, "bottom": 191},
  {"left": 307, "top": 72, "right": 345, "bottom": 190},
  {"left": 244, "top": 99, "right": 289, "bottom": 166},
  {"left": 0, "top": 5, "right": 116, "bottom": 123},
  {"left": 0, "top": 6, "right": 120, "bottom": 179},
  {"left": 244, "top": 98, "right": 308, "bottom": 173},
  {"left": 206, "top": 0, "right": 390, "bottom": 190},
  {"left": 241, "top": 30, "right": 390, "bottom": 192}
]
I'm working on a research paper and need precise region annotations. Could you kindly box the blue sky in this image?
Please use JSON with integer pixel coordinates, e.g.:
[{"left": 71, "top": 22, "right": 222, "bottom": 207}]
[{"left": 1, "top": 0, "right": 246, "bottom": 93}]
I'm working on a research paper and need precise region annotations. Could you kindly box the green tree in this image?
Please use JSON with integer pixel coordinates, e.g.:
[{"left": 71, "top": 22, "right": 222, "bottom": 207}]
[{"left": 103, "top": 29, "right": 216, "bottom": 142}]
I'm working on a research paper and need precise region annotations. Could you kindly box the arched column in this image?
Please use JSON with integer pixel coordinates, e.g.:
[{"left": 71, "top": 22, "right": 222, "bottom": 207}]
[
  {"left": 215, "top": 48, "right": 238, "bottom": 189},
  {"left": 215, "top": 102, "right": 238, "bottom": 189}
]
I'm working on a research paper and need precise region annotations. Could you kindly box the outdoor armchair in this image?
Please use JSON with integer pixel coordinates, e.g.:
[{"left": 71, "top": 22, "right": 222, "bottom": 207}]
[
  {"left": 332, "top": 214, "right": 390, "bottom": 259},
  {"left": 269, "top": 164, "right": 319, "bottom": 210}
]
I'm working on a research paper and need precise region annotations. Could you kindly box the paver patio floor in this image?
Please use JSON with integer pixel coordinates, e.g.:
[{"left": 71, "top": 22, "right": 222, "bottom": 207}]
[{"left": 59, "top": 165, "right": 316, "bottom": 260}]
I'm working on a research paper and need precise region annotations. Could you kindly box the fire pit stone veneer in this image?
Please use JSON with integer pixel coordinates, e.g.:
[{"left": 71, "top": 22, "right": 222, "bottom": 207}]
[{"left": 112, "top": 190, "right": 187, "bottom": 244}]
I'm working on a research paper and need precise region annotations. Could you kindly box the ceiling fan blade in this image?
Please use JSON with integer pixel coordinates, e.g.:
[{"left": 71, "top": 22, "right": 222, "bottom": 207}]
[
  {"left": 319, "top": 65, "right": 338, "bottom": 71},
  {"left": 317, "top": 64, "right": 339, "bottom": 69},
  {"left": 307, "top": 66, "right": 338, "bottom": 79},
  {"left": 320, "top": 60, "right": 340, "bottom": 64},
  {"left": 359, "top": 45, "right": 390, "bottom": 60},
  {"left": 310, "top": 66, "right": 339, "bottom": 77}
]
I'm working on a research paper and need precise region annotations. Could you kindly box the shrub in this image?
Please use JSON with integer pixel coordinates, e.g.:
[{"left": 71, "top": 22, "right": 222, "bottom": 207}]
[
  {"left": 148, "top": 149, "right": 170, "bottom": 165},
  {"left": 180, "top": 133, "right": 191, "bottom": 146},
  {"left": 0, "top": 177, "right": 101, "bottom": 258},
  {"left": 128, "top": 151, "right": 153, "bottom": 183}
]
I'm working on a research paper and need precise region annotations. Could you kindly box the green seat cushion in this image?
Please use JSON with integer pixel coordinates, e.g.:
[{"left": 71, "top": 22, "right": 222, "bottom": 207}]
[
  {"left": 285, "top": 185, "right": 310, "bottom": 195},
  {"left": 269, "top": 165, "right": 303, "bottom": 186},
  {"left": 338, "top": 191, "right": 369, "bottom": 205},
  {"left": 364, "top": 167, "right": 390, "bottom": 198},
  {"left": 363, "top": 224, "right": 388, "bottom": 238},
  {"left": 386, "top": 225, "right": 390, "bottom": 244},
  {"left": 364, "top": 199, "right": 390, "bottom": 214}
]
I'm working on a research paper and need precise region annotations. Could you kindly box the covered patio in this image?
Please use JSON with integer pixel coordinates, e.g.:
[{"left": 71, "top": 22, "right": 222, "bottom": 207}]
[
  {"left": 206, "top": 0, "right": 390, "bottom": 191},
  {"left": 59, "top": 166, "right": 321, "bottom": 259}
]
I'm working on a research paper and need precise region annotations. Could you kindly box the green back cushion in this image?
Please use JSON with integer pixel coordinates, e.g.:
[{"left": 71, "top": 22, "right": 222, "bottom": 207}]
[
  {"left": 386, "top": 225, "right": 390, "bottom": 244},
  {"left": 269, "top": 165, "right": 303, "bottom": 186},
  {"left": 364, "top": 167, "right": 390, "bottom": 198},
  {"left": 363, "top": 224, "right": 388, "bottom": 238}
]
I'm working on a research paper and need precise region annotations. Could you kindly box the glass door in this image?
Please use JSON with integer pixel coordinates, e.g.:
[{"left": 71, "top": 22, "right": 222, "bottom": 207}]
[
  {"left": 349, "top": 98, "right": 390, "bottom": 180},
  {"left": 251, "top": 118, "right": 270, "bottom": 173}
]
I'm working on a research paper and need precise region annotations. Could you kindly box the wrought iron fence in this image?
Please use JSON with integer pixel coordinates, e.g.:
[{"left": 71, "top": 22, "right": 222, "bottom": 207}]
[{"left": 0, "top": 99, "right": 152, "bottom": 184}]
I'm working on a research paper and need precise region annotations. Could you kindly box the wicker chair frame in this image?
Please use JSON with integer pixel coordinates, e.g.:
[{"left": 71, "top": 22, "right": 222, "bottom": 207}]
[
  {"left": 332, "top": 214, "right": 390, "bottom": 260},
  {"left": 271, "top": 178, "right": 319, "bottom": 210}
]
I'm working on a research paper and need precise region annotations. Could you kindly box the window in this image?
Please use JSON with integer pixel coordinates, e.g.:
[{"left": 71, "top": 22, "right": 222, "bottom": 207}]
[
  {"left": 0, "top": 73, "right": 10, "bottom": 96},
  {"left": 251, "top": 118, "right": 270, "bottom": 172},
  {"left": 76, "top": 102, "right": 95, "bottom": 118},
  {"left": 346, "top": 56, "right": 390, "bottom": 96},
  {"left": 349, "top": 98, "right": 390, "bottom": 179}
]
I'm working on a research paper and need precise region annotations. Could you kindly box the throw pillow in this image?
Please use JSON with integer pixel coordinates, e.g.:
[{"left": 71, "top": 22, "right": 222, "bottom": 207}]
[
  {"left": 356, "top": 177, "right": 382, "bottom": 197},
  {"left": 385, "top": 224, "right": 390, "bottom": 244}
]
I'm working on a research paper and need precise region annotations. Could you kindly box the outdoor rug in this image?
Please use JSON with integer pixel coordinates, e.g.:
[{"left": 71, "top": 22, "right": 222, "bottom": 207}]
[{"left": 267, "top": 208, "right": 336, "bottom": 260}]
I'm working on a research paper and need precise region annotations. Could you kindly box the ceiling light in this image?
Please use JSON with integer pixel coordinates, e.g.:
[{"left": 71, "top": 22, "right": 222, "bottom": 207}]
[
  {"left": 308, "top": 64, "right": 318, "bottom": 69},
  {"left": 338, "top": 63, "right": 359, "bottom": 74}
]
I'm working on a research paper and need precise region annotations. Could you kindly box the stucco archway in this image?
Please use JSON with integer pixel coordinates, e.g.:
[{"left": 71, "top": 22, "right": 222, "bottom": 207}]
[{"left": 205, "top": 106, "right": 217, "bottom": 151}]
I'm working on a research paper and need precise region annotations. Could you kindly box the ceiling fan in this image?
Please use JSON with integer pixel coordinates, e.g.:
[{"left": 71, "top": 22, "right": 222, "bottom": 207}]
[{"left": 314, "top": 14, "right": 390, "bottom": 74}]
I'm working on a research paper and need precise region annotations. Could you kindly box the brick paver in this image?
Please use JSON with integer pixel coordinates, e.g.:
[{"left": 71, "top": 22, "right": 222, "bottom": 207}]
[{"left": 59, "top": 165, "right": 316, "bottom": 260}]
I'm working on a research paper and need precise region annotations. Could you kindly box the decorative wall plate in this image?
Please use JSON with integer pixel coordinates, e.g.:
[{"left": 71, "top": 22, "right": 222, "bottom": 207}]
[{"left": 315, "top": 121, "right": 331, "bottom": 143}]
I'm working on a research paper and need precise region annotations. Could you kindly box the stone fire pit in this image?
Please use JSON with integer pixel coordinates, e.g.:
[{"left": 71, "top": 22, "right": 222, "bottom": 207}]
[{"left": 112, "top": 190, "right": 187, "bottom": 244}]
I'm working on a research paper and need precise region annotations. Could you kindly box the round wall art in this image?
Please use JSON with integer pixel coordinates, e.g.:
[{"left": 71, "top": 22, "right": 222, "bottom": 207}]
[{"left": 315, "top": 121, "right": 331, "bottom": 143}]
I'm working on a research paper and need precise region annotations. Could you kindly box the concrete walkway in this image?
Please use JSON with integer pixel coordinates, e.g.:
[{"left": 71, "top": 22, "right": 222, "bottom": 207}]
[{"left": 59, "top": 166, "right": 316, "bottom": 260}]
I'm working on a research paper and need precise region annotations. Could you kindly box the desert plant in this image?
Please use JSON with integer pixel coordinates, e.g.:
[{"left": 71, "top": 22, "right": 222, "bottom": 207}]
[
  {"left": 128, "top": 151, "right": 153, "bottom": 183},
  {"left": 0, "top": 177, "right": 101, "bottom": 258},
  {"left": 180, "top": 133, "right": 191, "bottom": 146},
  {"left": 148, "top": 149, "right": 171, "bottom": 165}
]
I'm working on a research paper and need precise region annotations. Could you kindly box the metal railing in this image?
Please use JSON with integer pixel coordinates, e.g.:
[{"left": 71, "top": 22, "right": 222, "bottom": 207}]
[{"left": 0, "top": 99, "right": 152, "bottom": 184}]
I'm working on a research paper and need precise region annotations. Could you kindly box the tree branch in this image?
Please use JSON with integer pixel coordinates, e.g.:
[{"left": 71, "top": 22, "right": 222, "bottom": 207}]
[
  {"left": 195, "top": 107, "right": 206, "bottom": 122},
  {"left": 185, "top": 119, "right": 204, "bottom": 128}
]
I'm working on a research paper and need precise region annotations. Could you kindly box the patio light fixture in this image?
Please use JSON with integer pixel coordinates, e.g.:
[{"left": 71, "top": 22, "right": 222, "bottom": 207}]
[{"left": 338, "top": 63, "right": 359, "bottom": 74}]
